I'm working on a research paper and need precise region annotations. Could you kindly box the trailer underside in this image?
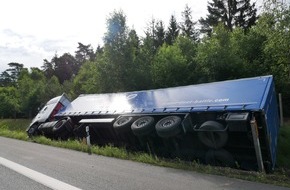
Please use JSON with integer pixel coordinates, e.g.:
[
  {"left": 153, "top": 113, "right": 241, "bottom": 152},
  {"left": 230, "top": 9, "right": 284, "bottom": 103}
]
[{"left": 29, "top": 110, "right": 272, "bottom": 172}]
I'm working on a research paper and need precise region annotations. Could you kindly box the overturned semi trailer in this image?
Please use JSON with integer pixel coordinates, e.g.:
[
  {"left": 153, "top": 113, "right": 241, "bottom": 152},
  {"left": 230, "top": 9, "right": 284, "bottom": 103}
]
[{"left": 26, "top": 75, "right": 280, "bottom": 172}]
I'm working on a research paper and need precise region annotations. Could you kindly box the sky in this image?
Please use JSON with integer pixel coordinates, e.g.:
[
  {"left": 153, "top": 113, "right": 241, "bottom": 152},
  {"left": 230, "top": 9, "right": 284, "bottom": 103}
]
[{"left": 0, "top": 0, "right": 210, "bottom": 72}]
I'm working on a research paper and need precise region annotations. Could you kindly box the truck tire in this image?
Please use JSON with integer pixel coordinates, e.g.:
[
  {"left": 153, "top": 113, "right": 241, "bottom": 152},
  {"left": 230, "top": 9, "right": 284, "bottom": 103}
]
[
  {"left": 27, "top": 124, "right": 39, "bottom": 137},
  {"left": 131, "top": 116, "right": 155, "bottom": 136},
  {"left": 155, "top": 116, "right": 181, "bottom": 138},
  {"left": 198, "top": 121, "right": 228, "bottom": 149},
  {"left": 205, "top": 149, "right": 235, "bottom": 167},
  {"left": 113, "top": 116, "right": 134, "bottom": 131},
  {"left": 52, "top": 117, "right": 73, "bottom": 134},
  {"left": 38, "top": 121, "right": 57, "bottom": 135}
]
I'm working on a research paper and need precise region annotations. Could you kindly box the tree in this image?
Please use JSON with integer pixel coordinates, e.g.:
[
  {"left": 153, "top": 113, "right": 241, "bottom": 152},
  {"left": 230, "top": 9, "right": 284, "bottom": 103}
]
[
  {"left": 126, "top": 29, "right": 140, "bottom": 59},
  {"left": 42, "top": 58, "right": 55, "bottom": 79},
  {"left": 73, "top": 61, "right": 100, "bottom": 94},
  {"left": 255, "top": 0, "right": 290, "bottom": 116},
  {"left": 137, "top": 32, "right": 156, "bottom": 89},
  {"left": 174, "top": 36, "right": 200, "bottom": 83},
  {"left": 18, "top": 68, "right": 46, "bottom": 118},
  {"left": 100, "top": 10, "right": 130, "bottom": 92},
  {"left": 122, "top": 29, "right": 142, "bottom": 90},
  {"left": 43, "top": 53, "right": 77, "bottom": 84},
  {"left": 180, "top": 4, "right": 199, "bottom": 41},
  {"left": 96, "top": 45, "right": 104, "bottom": 56},
  {"left": 104, "top": 10, "right": 128, "bottom": 47},
  {"left": 55, "top": 53, "right": 78, "bottom": 83},
  {"left": 120, "top": 28, "right": 154, "bottom": 91},
  {"left": 43, "top": 76, "right": 62, "bottom": 102},
  {"left": 151, "top": 43, "right": 188, "bottom": 88},
  {"left": 235, "top": 0, "right": 257, "bottom": 30},
  {"left": 75, "top": 42, "right": 95, "bottom": 65},
  {"left": 196, "top": 24, "right": 244, "bottom": 82},
  {"left": 199, "top": 0, "right": 257, "bottom": 34},
  {"left": 154, "top": 20, "right": 166, "bottom": 49},
  {"left": 230, "top": 28, "right": 267, "bottom": 77},
  {"left": 0, "top": 62, "right": 24, "bottom": 86},
  {"left": 144, "top": 18, "right": 166, "bottom": 52},
  {"left": 165, "top": 15, "right": 179, "bottom": 45},
  {"left": 0, "top": 87, "right": 20, "bottom": 118},
  {"left": 260, "top": 0, "right": 290, "bottom": 83},
  {"left": 6, "top": 62, "right": 24, "bottom": 83},
  {"left": 0, "top": 71, "right": 13, "bottom": 87}
]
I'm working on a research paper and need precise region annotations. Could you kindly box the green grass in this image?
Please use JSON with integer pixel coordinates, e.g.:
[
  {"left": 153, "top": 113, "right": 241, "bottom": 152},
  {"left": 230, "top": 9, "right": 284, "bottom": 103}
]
[
  {"left": 0, "top": 119, "right": 29, "bottom": 140},
  {"left": 0, "top": 119, "right": 31, "bottom": 131},
  {"left": 1, "top": 119, "right": 290, "bottom": 188},
  {"left": 277, "top": 125, "right": 290, "bottom": 169}
]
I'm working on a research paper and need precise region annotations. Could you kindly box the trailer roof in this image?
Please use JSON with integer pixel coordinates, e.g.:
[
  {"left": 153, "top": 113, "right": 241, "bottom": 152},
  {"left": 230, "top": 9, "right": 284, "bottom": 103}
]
[{"left": 57, "top": 76, "right": 273, "bottom": 116}]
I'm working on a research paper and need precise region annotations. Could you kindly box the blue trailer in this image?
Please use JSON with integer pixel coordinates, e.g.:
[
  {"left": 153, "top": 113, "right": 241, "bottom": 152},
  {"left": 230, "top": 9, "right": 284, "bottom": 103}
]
[{"left": 26, "top": 75, "right": 280, "bottom": 172}]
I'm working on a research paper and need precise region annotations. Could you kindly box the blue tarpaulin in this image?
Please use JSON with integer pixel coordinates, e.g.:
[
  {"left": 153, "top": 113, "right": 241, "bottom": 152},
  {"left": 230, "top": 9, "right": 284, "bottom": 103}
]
[{"left": 57, "top": 75, "right": 274, "bottom": 116}]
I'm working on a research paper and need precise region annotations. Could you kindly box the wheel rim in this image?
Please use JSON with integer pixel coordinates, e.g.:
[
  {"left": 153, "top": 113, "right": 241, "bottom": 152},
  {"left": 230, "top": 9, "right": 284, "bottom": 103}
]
[
  {"left": 137, "top": 120, "right": 148, "bottom": 128},
  {"left": 54, "top": 121, "right": 64, "bottom": 129},
  {"left": 155, "top": 116, "right": 182, "bottom": 138},
  {"left": 28, "top": 127, "right": 35, "bottom": 133},
  {"left": 118, "top": 118, "right": 129, "bottom": 125},
  {"left": 163, "top": 120, "right": 173, "bottom": 127}
]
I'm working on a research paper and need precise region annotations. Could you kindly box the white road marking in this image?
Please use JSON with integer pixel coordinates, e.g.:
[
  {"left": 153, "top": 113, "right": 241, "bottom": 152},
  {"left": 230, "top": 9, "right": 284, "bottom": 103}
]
[{"left": 0, "top": 156, "right": 82, "bottom": 190}]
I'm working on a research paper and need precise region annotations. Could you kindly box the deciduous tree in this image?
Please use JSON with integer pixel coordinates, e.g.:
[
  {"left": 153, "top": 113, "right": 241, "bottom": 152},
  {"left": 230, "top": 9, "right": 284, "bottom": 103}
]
[
  {"left": 151, "top": 43, "right": 188, "bottom": 88},
  {"left": 196, "top": 24, "right": 244, "bottom": 82}
]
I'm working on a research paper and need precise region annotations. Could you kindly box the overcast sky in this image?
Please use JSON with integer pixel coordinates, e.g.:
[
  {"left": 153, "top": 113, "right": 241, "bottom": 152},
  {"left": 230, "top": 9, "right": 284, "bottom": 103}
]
[{"left": 0, "top": 0, "right": 211, "bottom": 72}]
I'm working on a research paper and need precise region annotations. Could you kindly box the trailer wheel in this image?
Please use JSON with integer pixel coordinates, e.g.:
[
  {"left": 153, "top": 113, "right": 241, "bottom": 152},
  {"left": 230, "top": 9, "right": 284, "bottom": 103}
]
[
  {"left": 205, "top": 149, "right": 235, "bottom": 167},
  {"left": 198, "top": 121, "right": 228, "bottom": 149},
  {"left": 113, "top": 116, "right": 134, "bottom": 130},
  {"left": 131, "top": 116, "right": 155, "bottom": 136},
  {"left": 155, "top": 116, "right": 182, "bottom": 138}
]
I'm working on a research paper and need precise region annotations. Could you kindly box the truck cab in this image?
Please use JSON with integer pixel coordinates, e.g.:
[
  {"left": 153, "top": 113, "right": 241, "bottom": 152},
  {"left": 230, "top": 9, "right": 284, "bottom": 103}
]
[{"left": 26, "top": 94, "right": 71, "bottom": 136}]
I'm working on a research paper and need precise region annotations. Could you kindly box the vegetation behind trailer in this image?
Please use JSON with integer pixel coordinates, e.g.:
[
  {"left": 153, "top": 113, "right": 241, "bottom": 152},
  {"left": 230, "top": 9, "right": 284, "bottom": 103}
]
[{"left": 27, "top": 75, "right": 280, "bottom": 172}]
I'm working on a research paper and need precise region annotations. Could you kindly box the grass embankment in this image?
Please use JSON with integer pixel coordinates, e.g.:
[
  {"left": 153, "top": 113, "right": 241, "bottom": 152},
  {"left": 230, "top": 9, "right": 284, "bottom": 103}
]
[{"left": 0, "top": 119, "right": 290, "bottom": 187}]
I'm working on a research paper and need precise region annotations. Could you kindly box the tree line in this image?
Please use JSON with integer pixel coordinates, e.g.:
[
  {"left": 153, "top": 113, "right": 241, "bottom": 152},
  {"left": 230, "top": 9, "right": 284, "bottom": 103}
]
[{"left": 0, "top": 0, "right": 289, "bottom": 118}]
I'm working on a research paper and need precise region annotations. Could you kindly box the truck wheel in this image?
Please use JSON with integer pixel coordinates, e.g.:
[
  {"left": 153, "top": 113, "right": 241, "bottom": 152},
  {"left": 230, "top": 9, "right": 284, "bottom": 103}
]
[
  {"left": 113, "top": 116, "right": 134, "bottom": 131},
  {"left": 27, "top": 124, "right": 39, "bottom": 137},
  {"left": 131, "top": 116, "right": 155, "bottom": 136},
  {"left": 52, "top": 117, "right": 72, "bottom": 134},
  {"left": 38, "top": 121, "right": 57, "bottom": 135},
  {"left": 155, "top": 116, "right": 181, "bottom": 138},
  {"left": 205, "top": 149, "right": 235, "bottom": 167},
  {"left": 198, "top": 121, "right": 228, "bottom": 149}
]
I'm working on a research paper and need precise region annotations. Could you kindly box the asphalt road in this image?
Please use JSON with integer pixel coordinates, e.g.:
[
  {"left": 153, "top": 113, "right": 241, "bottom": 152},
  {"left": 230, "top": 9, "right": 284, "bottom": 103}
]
[
  {"left": 0, "top": 164, "right": 51, "bottom": 190},
  {"left": 0, "top": 136, "right": 289, "bottom": 190}
]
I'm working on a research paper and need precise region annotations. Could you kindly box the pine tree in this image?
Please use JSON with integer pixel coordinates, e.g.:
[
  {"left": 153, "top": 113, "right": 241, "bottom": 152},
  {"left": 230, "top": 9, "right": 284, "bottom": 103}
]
[
  {"left": 165, "top": 15, "right": 179, "bottom": 45},
  {"left": 180, "top": 4, "right": 199, "bottom": 41},
  {"left": 199, "top": 0, "right": 257, "bottom": 35},
  {"left": 235, "top": 0, "right": 257, "bottom": 30},
  {"left": 75, "top": 43, "right": 95, "bottom": 64},
  {"left": 154, "top": 20, "right": 166, "bottom": 48},
  {"left": 6, "top": 62, "right": 24, "bottom": 84}
]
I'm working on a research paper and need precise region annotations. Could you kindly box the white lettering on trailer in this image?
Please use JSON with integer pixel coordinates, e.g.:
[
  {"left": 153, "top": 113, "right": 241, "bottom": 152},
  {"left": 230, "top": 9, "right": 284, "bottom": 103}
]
[
  {"left": 167, "top": 98, "right": 230, "bottom": 106},
  {"left": 0, "top": 157, "right": 82, "bottom": 190}
]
